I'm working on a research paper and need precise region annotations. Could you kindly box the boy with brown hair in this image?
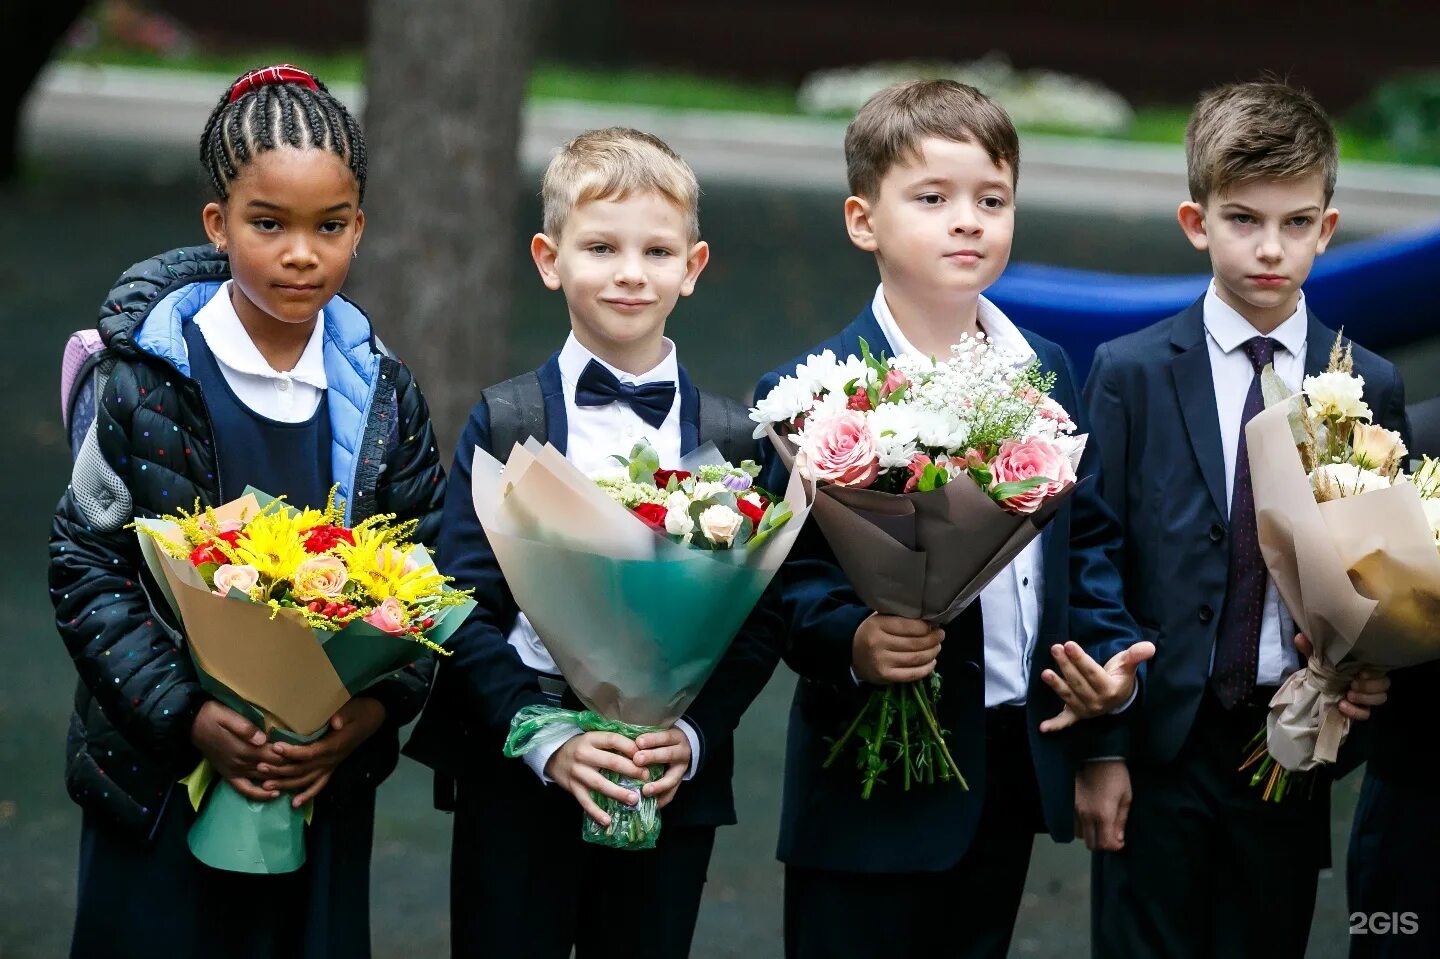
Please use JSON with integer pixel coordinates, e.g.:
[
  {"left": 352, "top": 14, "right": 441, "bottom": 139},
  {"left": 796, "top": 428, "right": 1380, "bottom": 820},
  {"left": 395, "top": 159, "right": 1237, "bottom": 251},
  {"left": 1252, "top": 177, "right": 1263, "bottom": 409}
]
[
  {"left": 754, "top": 79, "right": 1152, "bottom": 959},
  {"left": 1084, "top": 80, "right": 1403, "bottom": 958}
]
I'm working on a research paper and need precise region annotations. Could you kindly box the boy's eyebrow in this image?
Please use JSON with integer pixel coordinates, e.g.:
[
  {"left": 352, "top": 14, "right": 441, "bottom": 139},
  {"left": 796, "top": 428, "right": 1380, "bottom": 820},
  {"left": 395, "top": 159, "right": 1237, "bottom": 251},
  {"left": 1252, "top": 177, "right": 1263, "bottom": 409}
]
[
  {"left": 1219, "top": 201, "right": 1322, "bottom": 216},
  {"left": 903, "top": 175, "right": 1013, "bottom": 194}
]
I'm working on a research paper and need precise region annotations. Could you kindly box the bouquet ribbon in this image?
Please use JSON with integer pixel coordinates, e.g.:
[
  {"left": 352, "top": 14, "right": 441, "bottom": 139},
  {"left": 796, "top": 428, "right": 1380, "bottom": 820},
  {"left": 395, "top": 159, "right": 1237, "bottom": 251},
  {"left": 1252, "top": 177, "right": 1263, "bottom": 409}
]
[
  {"left": 1266, "top": 654, "right": 1362, "bottom": 770},
  {"left": 504, "top": 705, "right": 666, "bottom": 850}
]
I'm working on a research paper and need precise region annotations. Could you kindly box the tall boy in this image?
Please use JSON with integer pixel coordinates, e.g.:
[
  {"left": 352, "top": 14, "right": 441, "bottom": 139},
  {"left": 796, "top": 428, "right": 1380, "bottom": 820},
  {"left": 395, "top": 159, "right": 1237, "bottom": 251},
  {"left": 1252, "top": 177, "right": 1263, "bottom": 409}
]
[
  {"left": 405, "top": 128, "right": 783, "bottom": 959},
  {"left": 1084, "top": 81, "right": 1403, "bottom": 958},
  {"left": 755, "top": 79, "right": 1153, "bottom": 959}
]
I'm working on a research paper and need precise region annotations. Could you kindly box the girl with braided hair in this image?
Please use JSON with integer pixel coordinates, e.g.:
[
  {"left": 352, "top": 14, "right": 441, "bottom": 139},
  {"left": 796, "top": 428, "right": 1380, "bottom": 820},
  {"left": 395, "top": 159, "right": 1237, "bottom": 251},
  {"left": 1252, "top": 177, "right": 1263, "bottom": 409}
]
[{"left": 50, "top": 65, "right": 445, "bottom": 958}]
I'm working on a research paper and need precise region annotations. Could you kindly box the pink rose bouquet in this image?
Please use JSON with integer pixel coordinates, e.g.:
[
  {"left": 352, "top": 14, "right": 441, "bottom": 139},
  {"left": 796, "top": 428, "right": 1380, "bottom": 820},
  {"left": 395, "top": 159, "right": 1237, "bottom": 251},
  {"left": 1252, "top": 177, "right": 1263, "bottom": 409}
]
[{"left": 750, "top": 334, "right": 1087, "bottom": 797}]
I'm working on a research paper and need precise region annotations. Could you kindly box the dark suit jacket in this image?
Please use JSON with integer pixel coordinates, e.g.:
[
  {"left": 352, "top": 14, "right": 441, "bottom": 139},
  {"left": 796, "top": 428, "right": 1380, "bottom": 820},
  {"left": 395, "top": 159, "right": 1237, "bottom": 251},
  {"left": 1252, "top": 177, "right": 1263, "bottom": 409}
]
[
  {"left": 754, "top": 303, "right": 1142, "bottom": 873},
  {"left": 405, "top": 354, "right": 786, "bottom": 828},
  {"left": 1083, "top": 298, "right": 1409, "bottom": 770}
]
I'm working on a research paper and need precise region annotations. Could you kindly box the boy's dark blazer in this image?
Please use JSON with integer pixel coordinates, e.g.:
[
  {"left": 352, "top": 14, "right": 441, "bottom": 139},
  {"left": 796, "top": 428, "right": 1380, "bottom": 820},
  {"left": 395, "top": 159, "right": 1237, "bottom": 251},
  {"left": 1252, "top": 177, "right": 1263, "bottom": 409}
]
[
  {"left": 1083, "top": 297, "right": 1409, "bottom": 773},
  {"left": 754, "top": 302, "right": 1141, "bottom": 873},
  {"left": 406, "top": 352, "right": 785, "bottom": 828}
]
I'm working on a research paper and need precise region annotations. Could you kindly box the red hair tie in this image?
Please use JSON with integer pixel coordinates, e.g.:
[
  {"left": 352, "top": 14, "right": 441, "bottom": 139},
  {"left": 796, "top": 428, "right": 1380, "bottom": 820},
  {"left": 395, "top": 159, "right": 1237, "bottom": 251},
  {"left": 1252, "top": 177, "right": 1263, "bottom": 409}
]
[{"left": 227, "top": 64, "right": 320, "bottom": 103}]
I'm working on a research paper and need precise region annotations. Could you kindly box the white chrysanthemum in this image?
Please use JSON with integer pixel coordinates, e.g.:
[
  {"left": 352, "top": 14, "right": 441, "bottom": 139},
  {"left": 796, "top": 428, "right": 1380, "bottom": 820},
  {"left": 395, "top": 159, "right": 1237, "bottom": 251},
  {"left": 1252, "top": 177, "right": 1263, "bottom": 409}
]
[
  {"left": 817, "top": 354, "right": 876, "bottom": 398},
  {"left": 750, "top": 376, "right": 815, "bottom": 429},
  {"left": 1310, "top": 462, "right": 1390, "bottom": 500},
  {"left": 1304, "top": 371, "right": 1370, "bottom": 422},
  {"left": 914, "top": 408, "right": 969, "bottom": 451},
  {"left": 867, "top": 402, "right": 921, "bottom": 446},
  {"left": 1421, "top": 498, "right": 1440, "bottom": 547},
  {"left": 792, "top": 350, "right": 842, "bottom": 394}
]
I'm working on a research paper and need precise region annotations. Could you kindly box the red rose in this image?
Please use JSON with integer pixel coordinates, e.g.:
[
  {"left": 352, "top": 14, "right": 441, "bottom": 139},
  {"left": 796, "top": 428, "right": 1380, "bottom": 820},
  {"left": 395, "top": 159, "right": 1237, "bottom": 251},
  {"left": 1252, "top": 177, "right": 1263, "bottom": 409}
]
[
  {"left": 736, "top": 495, "right": 766, "bottom": 526},
  {"left": 301, "top": 525, "right": 356, "bottom": 553},
  {"left": 652, "top": 469, "right": 692, "bottom": 488},
  {"left": 189, "top": 541, "right": 228, "bottom": 567},
  {"left": 216, "top": 529, "right": 242, "bottom": 546},
  {"left": 632, "top": 503, "right": 668, "bottom": 529}
]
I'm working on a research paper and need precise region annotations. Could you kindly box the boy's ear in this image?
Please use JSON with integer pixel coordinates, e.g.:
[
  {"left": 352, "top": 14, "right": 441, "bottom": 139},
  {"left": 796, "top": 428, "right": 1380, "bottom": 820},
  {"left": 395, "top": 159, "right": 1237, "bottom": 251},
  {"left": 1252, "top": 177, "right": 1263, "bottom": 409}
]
[
  {"left": 679, "top": 240, "right": 710, "bottom": 297},
  {"left": 844, "top": 195, "right": 878, "bottom": 253},
  {"left": 1314, "top": 207, "right": 1340, "bottom": 254},
  {"left": 531, "top": 233, "right": 562, "bottom": 291},
  {"left": 201, "top": 201, "right": 228, "bottom": 252},
  {"left": 1176, "top": 201, "right": 1209, "bottom": 252}
]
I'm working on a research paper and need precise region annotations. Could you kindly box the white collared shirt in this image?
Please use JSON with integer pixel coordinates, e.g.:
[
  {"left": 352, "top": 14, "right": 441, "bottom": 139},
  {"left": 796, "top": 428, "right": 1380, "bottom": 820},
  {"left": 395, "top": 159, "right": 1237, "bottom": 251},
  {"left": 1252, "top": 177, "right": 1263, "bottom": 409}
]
[
  {"left": 871, "top": 285, "right": 1045, "bottom": 708},
  {"left": 1203, "top": 280, "right": 1306, "bottom": 686},
  {"left": 506, "top": 332, "right": 698, "bottom": 781},
  {"left": 191, "top": 281, "right": 326, "bottom": 422}
]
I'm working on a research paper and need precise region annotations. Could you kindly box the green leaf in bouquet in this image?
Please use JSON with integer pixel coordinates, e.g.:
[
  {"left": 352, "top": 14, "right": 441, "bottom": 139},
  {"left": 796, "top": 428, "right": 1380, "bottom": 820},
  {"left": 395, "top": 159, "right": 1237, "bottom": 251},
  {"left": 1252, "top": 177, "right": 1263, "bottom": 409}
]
[
  {"left": 884, "top": 381, "right": 909, "bottom": 404},
  {"left": 746, "top": 500, "right": 793, "bottom": 551},
  {"left": 916, "top": 463, "right": 949, "bottom": 493},
  {"left": 991, "top": 476, "right": 1050, "bottom": 501}
]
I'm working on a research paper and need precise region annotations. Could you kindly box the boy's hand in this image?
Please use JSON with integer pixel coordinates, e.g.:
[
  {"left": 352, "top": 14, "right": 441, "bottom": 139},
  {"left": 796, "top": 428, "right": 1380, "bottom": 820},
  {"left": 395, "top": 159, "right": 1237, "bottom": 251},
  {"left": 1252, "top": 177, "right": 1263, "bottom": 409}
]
[
  {"left": 852, "top": 613, "right": 944, "bottom": 685},
  {"left": 1075, "top": 759, "right": 1132, "bottom": 852},
  {"left": 545, "top": 731, "right": 648, "bottom": 827},
  {"left": 259, "top": 697, "right": 387, "bottom": 808},
  {"left": 1040, "top": 640, "right": 1156, "bottom": 733},
  {"left": 1294, "top": 633, "right": 1390, "bottom": 721},
  {"left": 190, "top": 700, "right": 281, "bottom": 802},
  {"left": 634, "top": 728, "right": 692, "bottom": 809}
]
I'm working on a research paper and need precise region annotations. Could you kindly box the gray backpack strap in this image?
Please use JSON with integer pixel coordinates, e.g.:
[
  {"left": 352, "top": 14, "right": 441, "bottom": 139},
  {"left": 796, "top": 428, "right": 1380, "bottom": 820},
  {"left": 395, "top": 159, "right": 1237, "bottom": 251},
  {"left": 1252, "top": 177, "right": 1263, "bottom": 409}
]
[
  {"left": 481, "top": 372, "right": 548, "bottom": 457},
  {"left": 697, "top": 389, "right": 757, "bottom": 465}
]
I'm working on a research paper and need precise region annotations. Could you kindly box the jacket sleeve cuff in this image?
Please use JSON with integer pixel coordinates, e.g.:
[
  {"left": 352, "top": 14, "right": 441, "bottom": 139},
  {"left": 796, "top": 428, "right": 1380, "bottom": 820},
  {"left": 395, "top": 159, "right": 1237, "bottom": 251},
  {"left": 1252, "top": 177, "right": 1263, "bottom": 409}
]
[{"left": 674, "top": 717, "right": 702, "bottom": 781}]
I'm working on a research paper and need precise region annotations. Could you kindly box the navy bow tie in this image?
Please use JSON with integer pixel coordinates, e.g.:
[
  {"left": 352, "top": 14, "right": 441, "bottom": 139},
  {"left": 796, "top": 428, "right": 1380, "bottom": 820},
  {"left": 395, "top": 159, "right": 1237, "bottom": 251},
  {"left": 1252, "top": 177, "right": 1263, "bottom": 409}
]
[{"left": 574, "top": 358, "right": 676, "bottom": 429}]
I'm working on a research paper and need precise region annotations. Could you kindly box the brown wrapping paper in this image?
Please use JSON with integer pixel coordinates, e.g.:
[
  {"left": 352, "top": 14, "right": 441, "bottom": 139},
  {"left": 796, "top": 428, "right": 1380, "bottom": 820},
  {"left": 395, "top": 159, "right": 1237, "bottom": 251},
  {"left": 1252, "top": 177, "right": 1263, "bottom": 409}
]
[
  {"left": 1247, "top": 400, "right": 1440, "bottom": 770},
  {"left": 768, "top": 426, "right": 1075, "bottom": 624}
]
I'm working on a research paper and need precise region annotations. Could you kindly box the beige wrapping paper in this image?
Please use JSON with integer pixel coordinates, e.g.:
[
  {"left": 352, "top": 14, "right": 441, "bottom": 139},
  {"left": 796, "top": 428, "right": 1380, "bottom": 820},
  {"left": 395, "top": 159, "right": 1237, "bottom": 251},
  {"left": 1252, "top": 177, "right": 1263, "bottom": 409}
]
[
  {"left": 767, "top": 426, "right": 1077, "bottom": 624},
  {"left": 135, "top": 495, "right": 352, "bottom": 736},
  {"left": 1247, "top": 400, "right": 1440, "bottom": 770}
]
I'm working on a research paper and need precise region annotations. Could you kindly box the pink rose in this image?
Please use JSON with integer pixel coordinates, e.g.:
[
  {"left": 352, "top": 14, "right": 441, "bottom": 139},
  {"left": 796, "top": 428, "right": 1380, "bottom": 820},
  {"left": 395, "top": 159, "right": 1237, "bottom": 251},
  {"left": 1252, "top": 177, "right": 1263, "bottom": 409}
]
[
  {"left": 362, "top": 597, "right": 408, "bottom": 635},
  {"left": 292, "top": 555, "right": 349, "bottom": 598},
  {"left": 801, "top": 411, "right": 880, "bottom": 488},
  {"left": 904, "top": 454, "right": 933, "bottom": 493},
  {"left": 880, "top": 368, "right": 910, "bottom": 399},
  {"left": 211, "top": 563, "right": 259, "bottom": 597},
  {"left": 988, "top": 437, "right": 1076, "bottom": 514}
]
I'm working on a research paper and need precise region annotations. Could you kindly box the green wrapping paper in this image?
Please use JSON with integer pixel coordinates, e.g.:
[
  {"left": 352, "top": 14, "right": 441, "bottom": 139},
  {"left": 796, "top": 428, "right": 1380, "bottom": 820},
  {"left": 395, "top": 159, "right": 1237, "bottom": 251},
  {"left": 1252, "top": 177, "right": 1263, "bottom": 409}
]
[
  {"left": 473, "top": 440, "right": 812, "bottom": 849},
  {"left": 134, "top": 488, "right": 475, "bottom": 874}
]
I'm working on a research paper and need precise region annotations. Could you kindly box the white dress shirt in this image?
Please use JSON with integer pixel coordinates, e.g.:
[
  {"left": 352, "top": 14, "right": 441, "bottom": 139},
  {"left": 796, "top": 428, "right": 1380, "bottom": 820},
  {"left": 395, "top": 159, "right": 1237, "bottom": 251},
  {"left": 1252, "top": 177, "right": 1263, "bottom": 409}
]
[
  {"left": 507, "top": 332, "right": 699, "bottom": 782},
  {"left": 1203, "top": 280, "right": 1305, "bottom": 686},
  {"left": 191, "top": 281, "right": 326, "bottom": 421},
  {"left": 872, "top": 285, "right": 1045, "bottom": 707}
]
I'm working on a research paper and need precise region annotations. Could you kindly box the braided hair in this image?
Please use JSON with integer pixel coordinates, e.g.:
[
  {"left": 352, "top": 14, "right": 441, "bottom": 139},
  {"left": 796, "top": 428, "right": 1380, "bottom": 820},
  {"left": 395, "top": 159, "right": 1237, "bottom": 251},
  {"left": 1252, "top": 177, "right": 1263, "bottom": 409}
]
[{"left": 199, "top": 65, "right": 368, "bottom": 203}]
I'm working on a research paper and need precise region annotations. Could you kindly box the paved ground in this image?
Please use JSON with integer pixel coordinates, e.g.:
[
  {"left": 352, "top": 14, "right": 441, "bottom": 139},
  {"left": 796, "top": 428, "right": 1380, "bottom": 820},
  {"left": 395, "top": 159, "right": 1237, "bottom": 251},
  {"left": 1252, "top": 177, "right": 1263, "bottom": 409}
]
[{"left": 3, "top": 75, "right": 1437, "bottom": 958}]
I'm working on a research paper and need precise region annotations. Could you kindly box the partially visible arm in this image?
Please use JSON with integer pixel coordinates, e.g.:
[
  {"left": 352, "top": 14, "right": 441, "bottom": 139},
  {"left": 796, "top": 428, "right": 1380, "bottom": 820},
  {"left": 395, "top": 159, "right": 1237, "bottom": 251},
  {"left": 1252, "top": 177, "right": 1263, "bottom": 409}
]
[{"left": 49, "top": 362, "right": 205, "bottom": 774}]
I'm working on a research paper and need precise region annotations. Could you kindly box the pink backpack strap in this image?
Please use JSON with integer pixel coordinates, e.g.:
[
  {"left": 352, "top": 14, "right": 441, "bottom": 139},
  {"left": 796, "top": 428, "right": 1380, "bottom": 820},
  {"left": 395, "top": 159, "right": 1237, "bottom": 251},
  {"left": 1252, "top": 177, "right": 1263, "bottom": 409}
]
[{"left": 61, "top": 329, "right": 105, "bottom": 430}]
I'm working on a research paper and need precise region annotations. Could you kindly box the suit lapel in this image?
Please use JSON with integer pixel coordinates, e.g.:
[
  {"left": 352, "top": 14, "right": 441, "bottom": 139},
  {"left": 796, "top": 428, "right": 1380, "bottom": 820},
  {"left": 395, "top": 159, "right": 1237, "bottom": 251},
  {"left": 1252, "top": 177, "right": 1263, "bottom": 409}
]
[
  {"left": 840, "top": 303, "right": 887, "bottom": 360},
  {"left": 535, "top": 353, "right": 569, "bottom": 456},
  {"left": 1304, "top": 313, "right": 1336, "bottom": 377},
  {"left": 1169, "top": 299, "right": 1230, "bottom": 519},
  {"left": 677, "top": 364, "right": 700, "bottom": 455}
]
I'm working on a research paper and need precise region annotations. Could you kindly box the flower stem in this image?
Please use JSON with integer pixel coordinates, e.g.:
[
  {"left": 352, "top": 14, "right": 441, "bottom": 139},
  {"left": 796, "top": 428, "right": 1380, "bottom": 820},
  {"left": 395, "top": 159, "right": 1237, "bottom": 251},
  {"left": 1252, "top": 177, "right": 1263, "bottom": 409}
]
[
  {"left": 823, "top": 694, "right": 873, "bottom": 770},
  {"left": 900, "top": 683, "right": 912, "bottom": 791},
  {"left": 911, "top": 682, "right": 967, "bottom": 790}
]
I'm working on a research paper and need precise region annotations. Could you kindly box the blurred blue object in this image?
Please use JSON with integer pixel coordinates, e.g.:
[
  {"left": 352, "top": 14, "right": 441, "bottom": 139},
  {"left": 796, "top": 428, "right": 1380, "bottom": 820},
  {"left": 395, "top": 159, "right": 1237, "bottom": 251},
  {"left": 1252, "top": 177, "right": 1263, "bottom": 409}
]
[{"left": 989, "top": 220, "right": 1440, "bottom": 377}]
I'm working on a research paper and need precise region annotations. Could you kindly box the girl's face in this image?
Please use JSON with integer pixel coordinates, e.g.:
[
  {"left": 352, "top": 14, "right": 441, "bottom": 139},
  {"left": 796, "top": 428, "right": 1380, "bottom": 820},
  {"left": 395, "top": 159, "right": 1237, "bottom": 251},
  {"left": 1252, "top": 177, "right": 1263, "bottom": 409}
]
[{"left": 202, "top": 147, "right": 364, "bottom": 328}]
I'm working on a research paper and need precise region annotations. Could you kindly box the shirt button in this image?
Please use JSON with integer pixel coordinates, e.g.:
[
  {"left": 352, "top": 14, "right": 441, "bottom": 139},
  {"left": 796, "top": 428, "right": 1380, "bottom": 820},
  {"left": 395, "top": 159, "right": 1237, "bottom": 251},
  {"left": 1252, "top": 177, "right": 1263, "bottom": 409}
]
[
  {"left": 1022, "top": 577, "right": 1030, "bottom": 587},
  {"left": 277, "top": 379, "right": 291, "bottom": 392},
  {"left": 1199, "top": 604, "right": 1215, "bottom": 623}
]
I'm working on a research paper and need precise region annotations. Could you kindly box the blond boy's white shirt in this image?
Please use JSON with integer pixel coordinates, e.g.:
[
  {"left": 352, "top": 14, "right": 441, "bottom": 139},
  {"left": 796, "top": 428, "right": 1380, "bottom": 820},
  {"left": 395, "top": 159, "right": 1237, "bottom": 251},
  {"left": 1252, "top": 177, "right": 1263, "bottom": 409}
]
[
  {"left": 508, "top": 332, "right": 699, "bottom": 783},
  {"left": 1202, "top": 280, "right": 1305, "bottom": 686}
]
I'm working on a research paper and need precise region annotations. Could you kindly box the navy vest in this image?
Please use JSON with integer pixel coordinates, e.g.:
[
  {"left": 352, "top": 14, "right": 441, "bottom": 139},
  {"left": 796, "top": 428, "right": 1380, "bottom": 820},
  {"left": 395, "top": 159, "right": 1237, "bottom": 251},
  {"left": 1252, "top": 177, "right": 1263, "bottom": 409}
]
[{"left": 183, "top": 321, "right": 332, "bottom": 510}]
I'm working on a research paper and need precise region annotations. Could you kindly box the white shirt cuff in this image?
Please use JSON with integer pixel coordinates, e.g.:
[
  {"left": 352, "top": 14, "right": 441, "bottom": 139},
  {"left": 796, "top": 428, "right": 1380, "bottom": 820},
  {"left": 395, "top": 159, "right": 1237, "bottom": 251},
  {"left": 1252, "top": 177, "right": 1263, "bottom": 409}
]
[
  {"left": 519, "top": 723, "right": 584, "bottom": 784},
  {"left": 674, "top": 718, "right": 701, "bottom": 782},
  {"left": 1111, "top": 681, "right": 1139, "bottom": 715}
]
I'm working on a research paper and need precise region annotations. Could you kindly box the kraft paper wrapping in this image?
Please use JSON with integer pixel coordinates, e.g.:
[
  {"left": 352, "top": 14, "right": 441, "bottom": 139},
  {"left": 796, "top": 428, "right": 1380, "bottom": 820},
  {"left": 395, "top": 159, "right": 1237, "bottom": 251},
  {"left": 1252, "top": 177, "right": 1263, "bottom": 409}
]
[
  {"left": 133, "top": 491, "right": 474, "bottom": 872},
  {"left": 1247, "top": 400, "right": 1440, "bottom": 770},
  {"left": 766, "top": 426, "right": 1079, "bottom": 624},
  {"left": 471, "top": 441, "right": 812, "bottom": 727}
]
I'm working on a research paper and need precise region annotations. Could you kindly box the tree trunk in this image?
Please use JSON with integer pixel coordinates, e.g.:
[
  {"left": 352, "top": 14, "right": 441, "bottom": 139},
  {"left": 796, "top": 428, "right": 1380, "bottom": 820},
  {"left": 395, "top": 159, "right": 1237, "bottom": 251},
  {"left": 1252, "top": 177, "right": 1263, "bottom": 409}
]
[
  {"left": 0, "top": 0, "right": 88, "bottom": 182},
  {"left": 359, "top": 0, "right": 544, "bottom": 459}
]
